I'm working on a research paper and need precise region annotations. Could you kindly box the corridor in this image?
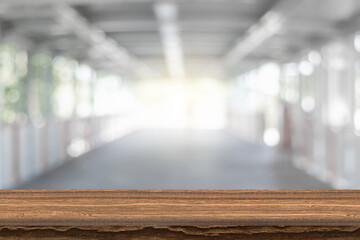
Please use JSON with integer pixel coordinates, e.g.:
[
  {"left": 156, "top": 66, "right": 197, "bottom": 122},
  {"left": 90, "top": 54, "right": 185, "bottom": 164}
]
[
  {"left": 2, "top": 0, "right": 360, "bottom": 190},
  {"left": 20, "top": 130, "right": 331, "bottom": 189}
]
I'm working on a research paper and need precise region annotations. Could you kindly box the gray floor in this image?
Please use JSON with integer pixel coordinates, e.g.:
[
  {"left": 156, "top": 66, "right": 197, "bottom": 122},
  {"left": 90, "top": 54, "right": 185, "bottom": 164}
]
[{"left": 19, "top": 130, "right": 332, "bottom": 189}]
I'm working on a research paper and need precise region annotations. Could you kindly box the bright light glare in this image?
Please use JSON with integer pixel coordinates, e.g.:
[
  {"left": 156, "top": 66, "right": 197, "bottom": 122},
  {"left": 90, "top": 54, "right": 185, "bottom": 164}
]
[
  {"left": 134, "top": 78, "right": 226, "bottom": 129},
  {"left": 76, "top": 64, "right": 92, "bottom": 81},
  {"left": 328, "top": 100, "right": 350, "bottom": 128},
  {"left": 242, "top": 63, "right": 280, "bottom": 96},
  {"left": 308, "top": 51, "right": 321, "bottom": 65},
  {"left": 67, "top": 138, "right": 90, "bottom": 157},
  {"left": 354, "top": 109, "right": 360, "bottom": 134},
  {"left": 354, "top": 34, "right": 360, "bottom": 52},
  {"left": 257, "top": 63, "right": 280, "bottom": 96},
  {"left": 298, "top": 61, "right": 314, "bottom": 76},
  {"left": 54, "top": 84, "right": 75, "bottom": 118},
  {"left": 263, "top": 128, "right": 280, "bottom": 147},
  {"left": 94, "top": 75, "right": 121, "bottom": 116},
  {"left": 301, "top": 96, "right": 315, "bottom": 112}
]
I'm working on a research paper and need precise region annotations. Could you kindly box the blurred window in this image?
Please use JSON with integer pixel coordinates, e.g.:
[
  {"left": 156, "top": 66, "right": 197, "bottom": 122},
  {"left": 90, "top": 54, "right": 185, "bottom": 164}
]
[
  {"left": 52, "top": 56, "right": 77, "bottom": 119},
  {"left": 281, "top": 63, "right": 299, "bottom": 104},
  {"left": 299, "top": 58, "right": 316, "bottom": 113},
  {"left": 28, "top": 52, "right": 52, "bottom": 126},
  {"left": 94, "top": 73, "right": 121, "bottom": 116},
  {"left": 0, "top": 43, "right": 28, "bottom": 124},
  {"left": 75, "top": 64, "right": 94, "bottom": 118}
]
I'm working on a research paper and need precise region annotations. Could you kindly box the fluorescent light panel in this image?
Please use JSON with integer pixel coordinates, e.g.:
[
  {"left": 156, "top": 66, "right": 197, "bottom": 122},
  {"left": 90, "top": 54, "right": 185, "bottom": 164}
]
[{"left": 155, "top": 2, "right": 186, "bottom": 80}]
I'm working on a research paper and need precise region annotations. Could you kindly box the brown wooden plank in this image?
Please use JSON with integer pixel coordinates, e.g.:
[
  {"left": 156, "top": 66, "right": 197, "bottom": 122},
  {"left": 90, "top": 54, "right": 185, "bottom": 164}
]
[
  {"left": 1, "top": 190, "right": 360, "bottom": 226},
  {"left": 1, "top": 190, "right": 360, "bottom": 239}
]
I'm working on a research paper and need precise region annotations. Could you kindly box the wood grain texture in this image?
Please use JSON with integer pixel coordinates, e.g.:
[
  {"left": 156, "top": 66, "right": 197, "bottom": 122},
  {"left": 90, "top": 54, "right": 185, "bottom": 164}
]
[{"left": 1, "top": 190, "right": 360, "bottom": 239}]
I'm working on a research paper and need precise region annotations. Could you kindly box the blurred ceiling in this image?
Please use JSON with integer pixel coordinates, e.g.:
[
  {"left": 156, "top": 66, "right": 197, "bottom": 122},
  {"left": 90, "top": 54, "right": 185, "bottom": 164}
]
[{"left": 0, "top": 0, "right": 359, "bottom": 79}]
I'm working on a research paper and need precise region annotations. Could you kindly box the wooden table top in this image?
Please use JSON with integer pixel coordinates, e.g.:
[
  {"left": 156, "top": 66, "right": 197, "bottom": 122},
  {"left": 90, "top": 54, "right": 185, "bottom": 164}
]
[{"left": 1, "top": 190, "right": 360, "bottom": 227}]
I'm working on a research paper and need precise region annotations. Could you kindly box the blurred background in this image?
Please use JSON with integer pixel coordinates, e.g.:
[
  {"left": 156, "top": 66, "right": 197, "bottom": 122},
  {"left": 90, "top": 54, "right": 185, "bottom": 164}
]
[{"left": 0, "top": 0, "right": 360, "bottom": 189}]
